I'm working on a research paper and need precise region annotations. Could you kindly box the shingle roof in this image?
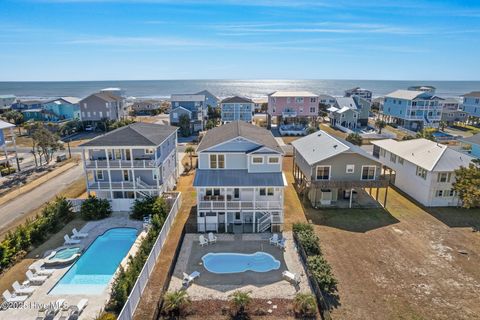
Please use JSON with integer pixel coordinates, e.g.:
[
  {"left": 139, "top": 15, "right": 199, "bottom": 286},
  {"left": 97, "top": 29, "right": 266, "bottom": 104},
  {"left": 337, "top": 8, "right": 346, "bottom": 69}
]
[
  {"left": 170, "top": 94, "right": 205, "bottom": 102},
  {"left": 291, "top": 130, "right": 378, "bottom": 165},
  {"left": 269, "top": 91, "right": 318, "bottom": 98},
  {"left": 194, "top": 170, "right": 286, "bottom": 187},
  {"left": 197, "top": 121, "right": 283, "bottom": 153},
  {"left": 371, "top": 138, "right": 473, "bottom": 171},
  {"left": 80, "top": 122, "right": 177, "bottom": 147},
  {"left": 81, "top": 92, "right": 122, "bottom": 103},
  {"left": 463, "top": 91, "right": 480, "bottom": 98},
  {"left": 221, "top": 96, "right": 253, "bottom": 104}
]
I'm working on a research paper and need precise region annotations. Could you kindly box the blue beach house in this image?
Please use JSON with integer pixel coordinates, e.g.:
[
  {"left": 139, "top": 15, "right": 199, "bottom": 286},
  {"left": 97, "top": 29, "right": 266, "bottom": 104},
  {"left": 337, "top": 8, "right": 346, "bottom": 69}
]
[
  {"left": 462, "top": 91, "right": 480, "bottom": 119},
  {"left": 459, "top": 133, "right": 480, "bottom": 158}
]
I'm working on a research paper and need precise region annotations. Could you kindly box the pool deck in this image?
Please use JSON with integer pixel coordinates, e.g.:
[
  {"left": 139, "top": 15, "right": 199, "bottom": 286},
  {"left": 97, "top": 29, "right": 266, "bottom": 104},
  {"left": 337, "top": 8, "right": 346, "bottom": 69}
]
[
  {"left": 167, "top": 232, "right": 311, "bottom": 300},
  {"left": 0, "top": 214, "right": 143, "bottom": 320}
]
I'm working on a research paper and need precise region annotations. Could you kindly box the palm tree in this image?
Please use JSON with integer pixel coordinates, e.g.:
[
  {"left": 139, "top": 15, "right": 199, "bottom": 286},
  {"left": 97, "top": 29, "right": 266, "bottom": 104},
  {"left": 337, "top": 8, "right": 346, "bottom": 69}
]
[
  {"left": 229, "top": 290, "right": 251, "bottom": 317},
  {"left": 184, "top": 146, "right": 195, "bottom": 169},
  {"left": 375, "top": 118, "right": 386, "bottom": 134},
  {"left": 439, "top": 120, "right": 447, "bottom": 132},
  {"left": 163, "top": 290, "right": 190, "bottom": 316},
  {"left": 293, "top": 293, "right": 317, "bottom": 318}
]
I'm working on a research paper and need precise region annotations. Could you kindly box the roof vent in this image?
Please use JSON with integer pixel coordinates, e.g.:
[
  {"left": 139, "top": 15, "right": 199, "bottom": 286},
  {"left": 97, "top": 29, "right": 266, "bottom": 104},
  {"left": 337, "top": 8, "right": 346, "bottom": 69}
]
[
  {"left": 317, "top": 133, "right": 322, "bottom": 136},
  {"left": 333, "top": 144, "right": 338, "bottom": 149}
]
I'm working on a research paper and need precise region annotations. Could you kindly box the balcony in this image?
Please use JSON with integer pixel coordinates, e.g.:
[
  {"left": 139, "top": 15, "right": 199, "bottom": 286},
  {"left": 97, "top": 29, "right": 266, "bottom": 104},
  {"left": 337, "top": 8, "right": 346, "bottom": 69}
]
[
  {"left": 282, "top": 110, "right": 298, "bottom": 118},
  {"left": 85, "top": 158, "right": 159, "bottom": 169},
  {"left": 88, "top": 177, "right": 158, "bottom": 190},
  {"left": 198, "top": 199, "right": 283, "bottom": 211}
]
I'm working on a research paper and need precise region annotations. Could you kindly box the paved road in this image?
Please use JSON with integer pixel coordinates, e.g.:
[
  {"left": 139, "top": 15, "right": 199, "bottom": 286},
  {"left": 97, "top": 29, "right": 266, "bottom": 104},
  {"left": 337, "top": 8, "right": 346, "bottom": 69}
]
[{"left": 0, "top": 164, "right": 84, "bottom": 235}]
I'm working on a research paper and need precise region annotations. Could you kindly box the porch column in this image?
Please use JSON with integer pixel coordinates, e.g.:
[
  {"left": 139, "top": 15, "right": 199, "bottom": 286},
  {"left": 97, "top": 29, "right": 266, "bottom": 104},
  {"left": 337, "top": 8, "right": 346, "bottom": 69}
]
[
  {"left": 384, "top": 186, "right": 388, "bottom": 207},
  {"left": 349, "top": 188, "right": 353, "bottom": 208},
  {"left": 106, "top": 149, "right": 113, "bottom": 199},
  {"left": 82, "top": 149, "right": 90, "bottom": 196},
  {"left": 9, "top": 127, "right": 20, "bottom": 171}
]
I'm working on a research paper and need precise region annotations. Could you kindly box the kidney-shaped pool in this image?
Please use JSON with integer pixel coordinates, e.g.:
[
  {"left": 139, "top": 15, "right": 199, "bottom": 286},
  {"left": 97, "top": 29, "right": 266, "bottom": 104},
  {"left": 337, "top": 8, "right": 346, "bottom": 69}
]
[{"left": 202, "top": 252, "right": 280, "bottom": 274}]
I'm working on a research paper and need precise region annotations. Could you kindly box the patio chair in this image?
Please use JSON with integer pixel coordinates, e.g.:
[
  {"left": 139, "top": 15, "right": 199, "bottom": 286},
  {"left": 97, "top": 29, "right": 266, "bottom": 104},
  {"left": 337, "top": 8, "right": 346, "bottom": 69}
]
[
  {"left": 2, "top": 289, "right": 28, "bottom": 303},
  {"left": 64, "top": 235, "right": 81, "bottom": 245},
  {"left": 12, "top": 281, "right": 35, "bottom": 296},
  {"left": 199, "top": 234, "right": 209, "bottom": 247},
  {"left": 66, "top": 298, "right": 88, "bottom": 320},
  {"left": 282, "top": 270, "right": 300, "bottom": 285},
  {"left": 72, "top": 228, "right": 88, "bottom": 239},
  {"left": 277, "top": 238, "right": 286, "bottom": 250},
  {"left": 30, "top": 264, "right": 54, "bottom": 277},
  {"left": 207, "top": 232, "right": 217, "bottom": 244},
  {"left": 44, "top": 299, "right": 66, "bottom": 319},
  {"left": 182, "top": 271, "right": 200, "bottom": 287},
  {"left": 26, "top": 270, "right": 48, "bottom": 285},
  {"left": 269, "top": 233, "right": 279, "bottom": 245}
]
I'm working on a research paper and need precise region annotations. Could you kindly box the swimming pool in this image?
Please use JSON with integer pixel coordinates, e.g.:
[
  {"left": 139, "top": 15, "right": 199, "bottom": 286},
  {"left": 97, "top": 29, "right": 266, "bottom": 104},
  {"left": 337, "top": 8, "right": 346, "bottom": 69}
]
[
  {"left": 202, "top": 252, "right": 280, "bottom": 274},
  {"left": 49, "top": 228, "right": 137, "bottom": 295}
]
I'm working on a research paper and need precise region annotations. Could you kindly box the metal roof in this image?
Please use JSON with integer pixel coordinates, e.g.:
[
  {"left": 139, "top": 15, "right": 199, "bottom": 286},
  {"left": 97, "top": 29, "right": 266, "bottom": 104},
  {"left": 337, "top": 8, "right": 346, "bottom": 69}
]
[
  {"left": 0, "top": 120, "right": 15, "bottom": 130},
  {"left": 194, "top": 170, "right": 286, "bottom": 187},
  {"left": 221, "top": 96, "right": 254, "bottom": 104},
  {"left": 170, "top": 94, "right": 205, "bottom": 102},
  {"left": 80, "top": 122, "right": 177, "bottom": 147}
]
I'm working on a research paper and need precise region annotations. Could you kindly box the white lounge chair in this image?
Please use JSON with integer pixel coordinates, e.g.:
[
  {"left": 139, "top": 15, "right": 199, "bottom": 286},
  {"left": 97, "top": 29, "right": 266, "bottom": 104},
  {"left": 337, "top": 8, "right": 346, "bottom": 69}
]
[
  {"left": 199, "top": 235, "right": 208, "bottom": 247},
  {"left": 67, "top": 298, "right": 88, "bottom": 319},
  {"left": 269, "top": 233, "right": 279, "bottom": 245},
  {"left": 182, "top": 271, "right": 200, "bottom": 287},
  {"left": 45, "top": 299, "right": 66, "bottom": 319},
  {"left": 277, "top": 238, "right": 286, "bottom": 250},
  {"left": 26, "top": 270, "right": 47, "bottom": 285},
  {"left": 282, "top": 270, "right": 300, "bottom": 285},
  {"left": 29, "top": 264, "right": 54, "bottom": 277},
  {"left": 72, "top": 228, "right": 88, "bottom": 239},
  {"left": 64, "top": 234, "right": 81, "bottom": 245},
  {"left": 207, "top": 232, "right": 217, "bottom": 244},
  {"left": 12, "top": 281, "right": 35, "bottom": 296},
  {"left": 3, "top": 290, "right": 28, "bottom": 303}
]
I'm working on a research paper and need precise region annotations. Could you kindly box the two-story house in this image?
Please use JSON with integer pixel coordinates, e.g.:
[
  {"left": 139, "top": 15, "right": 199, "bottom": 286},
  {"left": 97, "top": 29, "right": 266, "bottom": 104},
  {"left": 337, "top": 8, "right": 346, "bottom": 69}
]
[
  {"left": 292, "top": 131, "right": 388, "bottom": 208},
  {"left": 462, "top": 91, "right": 480, "bottom": 119},
  {"left": 169, "top": 94, "right": 206, "bottom": 132},
  {"left": 381, "top": 89, "right": 443, "bottom": 131},
  {"left": 79, "top": 92, "right": 125, "bottom": 123},
  {"left": 267, "top": 91, "right": 319, "bottom": 123},
  {"left": 11, "top": 100, "right": 44, "bottom": 111},
  {"left": 344, "top": 87, "right": 372, "bottom": 101},
  {"left": 220, "top": 96, "right": 254, "bottom": 123},
  {"left": 0, "top": 95, "right": 16, "bottom": 110},
  {"left": 195, "top": 90, "right": 219, "bottom": 108},
  {"left": 23, "top": 97, "right": 81, "bottom": 122},
  {"left": 372, "top": 138, "right": 474, "bottom": 207},
  {"left": 80, "top": 122, "right": 178, "bottom": 211},
  {"left": 327, "top": 96, "right": 371, "bottom": 130},
  {"left": 193, "top": 121, "right": 286, "bottom": 233},
  {"left": 440, "top": 98, "right": 467, "bottom": 125}
]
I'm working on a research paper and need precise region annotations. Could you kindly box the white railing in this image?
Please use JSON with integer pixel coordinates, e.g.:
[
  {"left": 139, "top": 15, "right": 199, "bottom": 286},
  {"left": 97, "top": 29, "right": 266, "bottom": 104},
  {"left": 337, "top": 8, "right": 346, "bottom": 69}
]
[
  {"left": 85, "top": 159, "right": 160, "bottom": 169},
  {"left": 88, "top": 180, "right": 157, "bottom": 190},
  {"left": 282, "top": 110, "right": 298, "bottom": 117},
  {"left": 198, "top": 200, "right": 282, "bottom": 210},
  {"left": 117, "top": 192, "right": 182, "bottom": 320}
]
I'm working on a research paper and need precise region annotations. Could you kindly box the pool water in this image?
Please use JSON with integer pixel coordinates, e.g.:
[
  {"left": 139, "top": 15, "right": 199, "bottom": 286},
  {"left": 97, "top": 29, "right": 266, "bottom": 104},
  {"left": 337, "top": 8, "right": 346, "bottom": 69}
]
[
  {"left": 202, "top": 252, "right": 280, "bottom": 274},
  {"left": 49, "top": 228, "right": 137, "bottom": 295},
  {"left": 49, "top": 247, "right": 81, "bottom": 260}
]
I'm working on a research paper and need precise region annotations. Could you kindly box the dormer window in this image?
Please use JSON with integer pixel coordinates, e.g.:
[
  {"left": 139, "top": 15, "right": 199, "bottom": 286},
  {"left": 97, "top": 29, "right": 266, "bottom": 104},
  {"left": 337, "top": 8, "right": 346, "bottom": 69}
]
[{"left": 252, "top": 156, "right": 264, "bottom": 164}]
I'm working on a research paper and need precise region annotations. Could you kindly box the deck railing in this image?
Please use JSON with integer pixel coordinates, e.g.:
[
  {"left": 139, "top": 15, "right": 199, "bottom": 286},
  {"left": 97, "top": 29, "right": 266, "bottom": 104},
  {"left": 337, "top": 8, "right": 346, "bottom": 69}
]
[
  {"left": 198, "top": 200, "right": 283, "bottom": 210},
  {"left": 85, "top": 159, "right": 160, "bottom": 169}
]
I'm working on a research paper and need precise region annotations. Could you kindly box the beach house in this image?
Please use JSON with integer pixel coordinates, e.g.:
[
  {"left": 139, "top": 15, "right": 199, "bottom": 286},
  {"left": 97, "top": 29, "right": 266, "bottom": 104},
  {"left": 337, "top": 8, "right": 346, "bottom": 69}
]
[
  {"left": 344, "top": 87, "right": 372, "bottom": 101},
  {"left": 440, "top": 98, "right": 467, "bottom": 125},
  {"left": 327, "top": 96, "right": 371, "bottom": 130},
  {"left": 372, "top": 138, "right": 474, "bottom": 207},
  {"left": 80, "top": 122, "right": 178, "bottom": 211},
  {"left": 220, "top": 96, "right": 254, "bottom": 123},
  {"left": 195, "top": 90, "right": 219, "bottom": 108},
  {"left": 0, "top": 95, "right": 16, "bottom": 110},
  {"left": 193, "top": 121, "right": 286, "bottom": 233},
  {"left": 267, "top": 91, "right": 319, "bottom": 123},
  {"left": 79, "top": 92, "right": 126, "bottom": 123},
  {"left": 22, "top": 97, "right": 81, "bottom": 122},
  {"left": 381, "top": 89, "right": 443, "bottom": 131},
  {"left": 292, "top": 131, "right": 388, "bottom": 208},
  {"left": 169, "top": 94, "right": 206, "bottom": 132},
  {"left": 462, "top": 91, "right": 480, "bottom": 119}
]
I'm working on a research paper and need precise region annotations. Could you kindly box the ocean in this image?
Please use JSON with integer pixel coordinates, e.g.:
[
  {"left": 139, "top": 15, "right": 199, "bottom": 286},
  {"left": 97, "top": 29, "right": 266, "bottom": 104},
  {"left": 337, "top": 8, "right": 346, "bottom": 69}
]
[{"left": 0, "top": 80, "right": 479, "bottom": 100}]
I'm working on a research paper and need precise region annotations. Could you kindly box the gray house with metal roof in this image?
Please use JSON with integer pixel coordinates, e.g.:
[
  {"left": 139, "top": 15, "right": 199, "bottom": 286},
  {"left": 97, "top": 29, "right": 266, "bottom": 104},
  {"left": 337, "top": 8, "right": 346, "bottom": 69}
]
[
  {"left": 292, "top": 131, "right": 388, "bottom": 208},
  {"left": 220, "top": 96, "right": 254, "bottom": 123},
  {"left": 80, "top": 122, "right": 178, "bottom": 211},
  {"left": 193, "top": 121, "right": 286, "bottom": 233}
]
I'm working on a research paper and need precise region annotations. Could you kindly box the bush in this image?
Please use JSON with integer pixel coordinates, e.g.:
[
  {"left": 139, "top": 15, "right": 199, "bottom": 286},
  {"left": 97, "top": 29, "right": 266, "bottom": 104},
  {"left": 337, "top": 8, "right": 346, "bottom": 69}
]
[
  {"left": 95, "top": 312, "right": 117, "bottom": 320},
  {"left": 163, "top": 290, "right": 190, "bottom": 317},
  {"left": 307, "top": 256, "right": 338, "bottom": 294},
  {"left": 229, "top": 291, "right": 252, "bottom": 317},
  {"left": 346, "top": 133, "right": 362, "bottom": 146},
  {"left": 80, "top": 195, "right": 112, "bottom": 220},
  {"left": 293, "top": 293, "right": 317, "bottom": 318},
  {"left": 1, "top": 167, "right": 16, "bottom": 176},
  {"left": 293, "top": 223, "right": 321, "bottom": 256}
]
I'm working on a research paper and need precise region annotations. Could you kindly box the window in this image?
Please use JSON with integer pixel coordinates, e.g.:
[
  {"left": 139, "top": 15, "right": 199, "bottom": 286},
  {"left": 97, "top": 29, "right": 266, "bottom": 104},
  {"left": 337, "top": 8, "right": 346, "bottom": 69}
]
[
  {"left": 123, "top": 170, "right": 130, "bottom": 181},
  {"left": 96, "top": 170, "right": 104, "bottom": 180},
  {"left": 209, "top": 154, "right": 225, "bottom": 168},
  {"left": 435, "top": 190, "right": 444, "bottom": 197},
  {"left": 252, "top": 156, "right": 264, "bottom": 164},
  {"left": 145, "top": 148, "right": 154, "bottom": 154},
  {"left": 416, "top": 166, "right": 427, "bottom": 179},
  {"left": 310, "top": 107, "right": 316, "bottom": 113},
  {"left": 114, "top": 149, "right": 122, "bottom": 160},
  {"left": 437, "top": 172, "right": 451, "bottom": 183},
  {"left": 99, "top": 111, "right": 103, "bottom": 118},
  {"left": 295, "top": 97, "right": 304, "bottom": 103},
  {"left": 390, "top": 153, "right": 397, "bottom": 163},
  {"left": 206, "top": 188, "right": 221, "bottom": 196},
  {"left": 316, "top": 166, "right": 330, "bottom": 180},
  {"left": 234, "top": 188, "right": 240, "bottom": 199},
  {"left": 267, "top": 187, "right": 274, "bottom": 196},
  {"left": 361, "top": 166, "right": 376, "bottom": 180},
  {"left": 346, "top": 164, "right": 355, "bottom": 173},
  {"left": 449, "top": 189, "right": 455, "bottom": 197},
  {"left": 398, "top": 157, "right": 404, "bottom": 165},
  {"left": 259, "top": 188, "right": 266, "bottom": 196},
  {"left": 153, "top": 170, "right": 158, "bottom": 180},
  {"left": 310, "top": 98, "right": 316, "bottom": 103},
  {"left": 87, "top": 111, "right": 91, "bottom": 117},
  {"left": 380, "top": 148, "right": 386, "bottom": 157},
  {"left": 106, "top": 111, "right": 110, "bottom": 117},
  {"left": 268, "top": 157, "right": 279, "bottom": 164}
]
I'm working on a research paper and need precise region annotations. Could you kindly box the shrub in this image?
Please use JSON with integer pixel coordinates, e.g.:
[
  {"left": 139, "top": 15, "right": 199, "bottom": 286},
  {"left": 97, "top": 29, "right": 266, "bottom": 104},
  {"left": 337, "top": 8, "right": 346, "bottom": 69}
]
[
  {"left": 80, "top": 195, "right": 112, "bottom": 220},
  {"left": 95, "top": 312, "right": 117, "bottom": 320},
  {"left": 307, "top": 255, "right": 338, "bottom": 294},
  {"left": 346, "top": 133, "right": 363, "bottom": 146},
  {"left": 293, "top": 293, "right": 317, "bottom": 318},
  {"left": 163, "top": 290, "right": 190, "bottom": 317},
  {"left": 294, "top": 223, "right": 321, "bottom": 256},
  {"left": 1, "top": 167, "right": 16, "bottom": 176},
  {"left": 229, "top": 290, "right": 252, "bottom": 317}
]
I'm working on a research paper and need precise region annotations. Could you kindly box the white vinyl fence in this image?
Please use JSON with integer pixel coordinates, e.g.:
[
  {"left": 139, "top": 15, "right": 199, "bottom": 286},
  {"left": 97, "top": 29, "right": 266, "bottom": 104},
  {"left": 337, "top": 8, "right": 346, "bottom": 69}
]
[{"left": 117, "top": 192, "right": 182, "bottom": 320}]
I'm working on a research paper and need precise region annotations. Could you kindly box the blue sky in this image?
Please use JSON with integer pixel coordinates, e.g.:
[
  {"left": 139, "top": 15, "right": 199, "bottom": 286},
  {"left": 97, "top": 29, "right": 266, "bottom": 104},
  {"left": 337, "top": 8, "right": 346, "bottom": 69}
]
[{"left": 1, "top": 0, "right": 480, "bottom": 81}]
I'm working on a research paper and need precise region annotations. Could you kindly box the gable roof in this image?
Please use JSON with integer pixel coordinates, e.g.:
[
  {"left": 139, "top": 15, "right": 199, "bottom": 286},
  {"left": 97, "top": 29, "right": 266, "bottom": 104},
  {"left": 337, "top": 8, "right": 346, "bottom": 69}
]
[
  {"left": 335, "top": 97, "right": 358, "bottom": 110},
  {"left": 170, "top": 94, "right": 205, "bottom": 102},
  {"left": 291, "top": 130, "right": 378, "bottom": 165},
  {"left": 371, "top": 138, "right": 473, "bottom": 171},
  {"left": 197, "top": 120, "right": 283, "bottom": 153},
  {"left": 463, "top": 91, "right": 480, "bottom": 98},
  {"left": 171, "top": 106, "right": 192, "bottom": 114},
  {"left": 47, "top": 97, "right": 80, "bottom": 105},
  {"left": 385, "top": 90, "right": 426, "bottom": 100},
  {"left": 195, "top": 90, "right": 218, "bottom": 99},
  {"left": 221, "top": 96, "right": 254, "bottom": 104},
  {"left": 269, "top": 91, "right": 318, "bottom": 98},
  {"left": 80, "top": 122, "right": 177, "bottom": 147},
  {"left": 81, "top": 92, "right": 121, "bottom": 103}
]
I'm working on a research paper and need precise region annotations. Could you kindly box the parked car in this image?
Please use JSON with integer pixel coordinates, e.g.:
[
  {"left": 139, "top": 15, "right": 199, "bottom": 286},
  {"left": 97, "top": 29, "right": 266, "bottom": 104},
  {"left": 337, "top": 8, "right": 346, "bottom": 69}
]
[
  {"left": 85, "top": 125, "right": 94, "bottom": 131},
  {"left": 56, "top": 154, "right": 68, "bottom": 162}
]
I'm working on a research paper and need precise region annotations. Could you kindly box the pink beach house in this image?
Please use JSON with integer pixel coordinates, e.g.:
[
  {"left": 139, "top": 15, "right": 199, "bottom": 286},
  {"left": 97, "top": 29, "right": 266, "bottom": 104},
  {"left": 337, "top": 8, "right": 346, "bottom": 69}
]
[{"left": 267, "top": 91, "right": 319, "bottom": 120}]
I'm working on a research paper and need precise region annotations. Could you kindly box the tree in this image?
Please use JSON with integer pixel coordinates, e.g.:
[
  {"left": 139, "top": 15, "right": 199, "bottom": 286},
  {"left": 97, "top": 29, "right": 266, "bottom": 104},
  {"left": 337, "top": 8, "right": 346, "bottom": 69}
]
[
  {"left": 178, "top": 114, "right": 191, "bottom": 137},
  {"left": 452, "top": 161, "right": 480, "bottom": 208},
  {"left": 439, "top": 121, "right": 447, "bottom": 132},
  {"left": 185, "top": 146, "right": 195, "bottom": 169},
  {"left": 207, "top": 105, "right": 221, "bottom": 119},
  {"left": 229, "top": 291, "right": 251, "bottom": 317},
  {"left": 4, "top": 110, "right": 24, "bottom": 134},
  {"left": 59, "top": 119, "right": 82, "bottom": 136},
  {"left": 163, "top": 290, "right": 190, "bottom": 317},
  {"left": 346, "top": 133, "right": 362, "bottom": 146},
  {"left": 260, "top": 102, "right": 268, "bottom": 113},
  {"left": 31, "top": 124, "right": 64, "bottom": 164},
  {"left": 416, "top": 128, "right": 435, "bottom": 141},
  {"left": 293, "top": 293, "right": 317, "bottom": 318},
  {"left": 375, "top": 119, "right": 386, "bottom": 134},
  {"left": 80, "top": 195, "right": 112, "bottom": 220},
  {"left": 205, "top": 119, "right": 215, "bottom": 130}
]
